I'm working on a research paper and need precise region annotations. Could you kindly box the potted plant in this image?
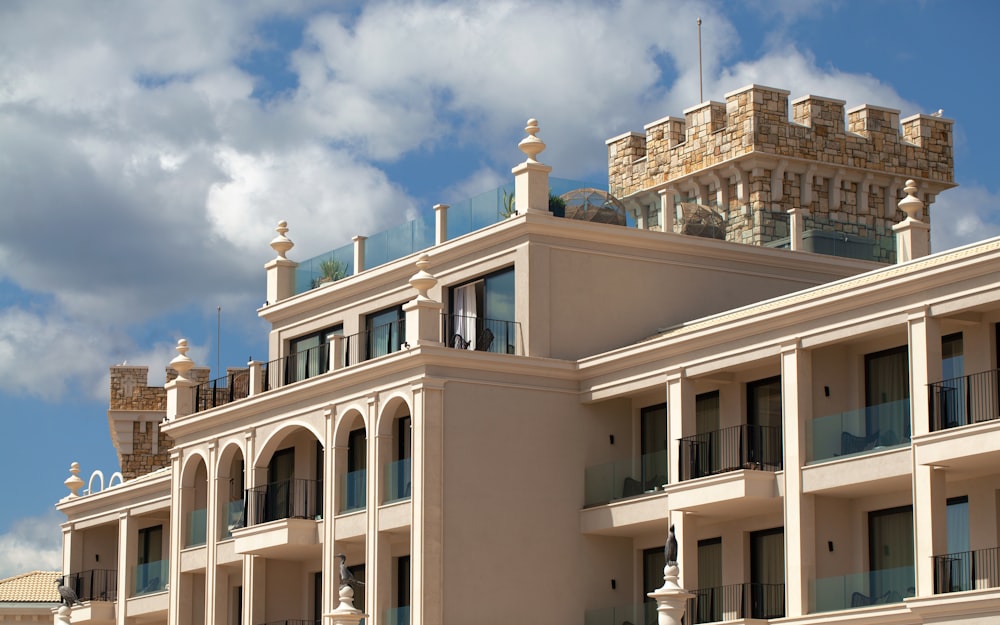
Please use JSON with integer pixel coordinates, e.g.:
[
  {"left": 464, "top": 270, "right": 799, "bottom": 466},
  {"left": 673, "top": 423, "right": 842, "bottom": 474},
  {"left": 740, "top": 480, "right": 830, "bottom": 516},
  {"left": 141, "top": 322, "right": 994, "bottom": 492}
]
[{"left": 314, "top": 258, "right": 348, "bottom": 288}]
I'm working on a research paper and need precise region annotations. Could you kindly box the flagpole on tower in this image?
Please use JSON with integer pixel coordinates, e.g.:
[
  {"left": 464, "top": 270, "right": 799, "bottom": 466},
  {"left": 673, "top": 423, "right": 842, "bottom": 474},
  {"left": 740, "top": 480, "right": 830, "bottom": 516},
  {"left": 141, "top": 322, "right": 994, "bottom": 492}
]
[{"left": 697, "top": 17, "right": 703, "bottom": 102}]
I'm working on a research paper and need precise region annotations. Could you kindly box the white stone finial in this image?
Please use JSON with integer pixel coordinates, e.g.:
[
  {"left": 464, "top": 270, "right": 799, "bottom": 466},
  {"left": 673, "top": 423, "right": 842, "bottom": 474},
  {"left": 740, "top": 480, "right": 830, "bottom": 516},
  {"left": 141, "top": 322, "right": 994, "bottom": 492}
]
[
  {"left": 898, "top": 179, "right": 924, "bottom": 221},
  {"left": 518, "top": 118, "right": 546, "bottom": 162},
  {"left": 270, "top": 220, "right": 294, "bottom": 259},
  {"left": 64, "top": 462, "right": 84, "bottom": 497},
  {"left": 409, "top": 255, "right": 437, "bottom": 301},
  {"left": 333, "top": 584, "right": 362, "bottom": 614},
  {"left": 169, "top": 339, "right": 195, "bottom": 379}
]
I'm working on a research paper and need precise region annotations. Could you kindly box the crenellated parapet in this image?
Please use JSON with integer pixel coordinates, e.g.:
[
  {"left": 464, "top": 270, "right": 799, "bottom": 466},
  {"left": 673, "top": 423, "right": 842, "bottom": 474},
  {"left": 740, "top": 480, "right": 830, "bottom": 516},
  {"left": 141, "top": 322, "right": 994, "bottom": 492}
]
[{"left": 608, "top": 84, "right": 955, "bottom": 260}]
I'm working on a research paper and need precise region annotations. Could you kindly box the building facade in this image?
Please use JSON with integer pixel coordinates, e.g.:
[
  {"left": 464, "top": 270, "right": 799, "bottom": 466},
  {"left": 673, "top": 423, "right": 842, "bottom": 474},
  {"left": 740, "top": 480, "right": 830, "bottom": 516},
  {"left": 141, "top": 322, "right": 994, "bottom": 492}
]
[{"left": 57, "top": 86, "right": 1000, "bottom": 625}]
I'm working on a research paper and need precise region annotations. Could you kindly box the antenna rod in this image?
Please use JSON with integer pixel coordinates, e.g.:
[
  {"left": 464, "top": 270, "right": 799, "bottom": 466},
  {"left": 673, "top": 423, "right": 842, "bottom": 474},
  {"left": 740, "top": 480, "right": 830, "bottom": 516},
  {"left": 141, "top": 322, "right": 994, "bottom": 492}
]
[
  {"left": 217, "top": 305, "right": 221, "bottom": 378},
  {"left": 697, "top": 17, "right": 703, "bottom": 103}
]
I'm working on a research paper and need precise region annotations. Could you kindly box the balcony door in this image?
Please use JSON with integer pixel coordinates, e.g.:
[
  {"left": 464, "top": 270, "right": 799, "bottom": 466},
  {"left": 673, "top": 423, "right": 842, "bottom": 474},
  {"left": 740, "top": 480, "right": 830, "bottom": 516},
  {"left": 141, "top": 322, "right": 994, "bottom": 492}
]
[
  {"left": 366, "top": 305, "right": 404, "bottom": 359},
  {"left": 697, "top": 537, "right": 722, "bottom": 623},
  {"left": 750, "top": 528, "right": 784, "bottom": 618},
  {"left": 865, "top": 346, "right": 909, "bottom": 445},
  {"left": 640, "top": 404, "right": 668, "bottom": 491},
  {"left": 448, "top": 267, "right": 515, "bottom": 353},
  {"left": 643, "top": 546, "right": 666, "bottom": 625},
  {"left": 868, "top": 505, "right": 914, "bottom": 602},
  {"left": 136, "top": 525, "right": 163, "bottom": 594},
  {"left": 266, "top": 447, "right": 294, "bottom": 521},
  {"left": 747, "top": 377, "right": 781, "bottom": 470}
]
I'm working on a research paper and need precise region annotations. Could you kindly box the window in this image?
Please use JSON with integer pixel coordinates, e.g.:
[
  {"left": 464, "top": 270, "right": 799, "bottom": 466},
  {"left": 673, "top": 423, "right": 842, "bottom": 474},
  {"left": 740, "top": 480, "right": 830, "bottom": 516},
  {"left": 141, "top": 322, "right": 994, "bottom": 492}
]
[
  {"left": 865, "top": 346, "right": 910, "bottom": 445},
  {"left": 943, "top": 496, "right": 971, "bottom": 592},
  {"left": 344, "top": 429, "right": 366, "bottom": 512},
  {"left": 643, "top": 546, "right": 666, "bottom": 624},
  {"left": 386, "top": 416, "right": 412, "bottom": 502},
  {"left": 136, "top": 525, "right": 164, "bottom": 595},
  {"left": 939, "top": 334, "right": 966, "bottom": 428},
  {"left": 640, "top": 404, "right": 668, "bottom": 491},
  {"left": 394, "top": 555, "right": 411, "bottom": 625},
  {"left": 366, "top": 306, "right": 405, "bottom": 360},
  {"left": 448, "top": 267, "right": 515, "bottom": 353},
  {"left": 288, "top": 325, "right": 342, "bottom": 383},
  {"left": 264, "top": 447, "right": 294, "bottom": 522}
]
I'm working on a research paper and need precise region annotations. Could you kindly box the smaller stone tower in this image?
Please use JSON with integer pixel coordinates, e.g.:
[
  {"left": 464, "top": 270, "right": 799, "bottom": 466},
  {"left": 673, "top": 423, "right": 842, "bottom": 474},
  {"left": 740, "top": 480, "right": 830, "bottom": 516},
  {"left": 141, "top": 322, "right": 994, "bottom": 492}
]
[
  {"left": 108, "top": 364, "right": 208, "bottom": 479},
  {"left": 607, "top": 84, "right": 956, "bottom": 262}
]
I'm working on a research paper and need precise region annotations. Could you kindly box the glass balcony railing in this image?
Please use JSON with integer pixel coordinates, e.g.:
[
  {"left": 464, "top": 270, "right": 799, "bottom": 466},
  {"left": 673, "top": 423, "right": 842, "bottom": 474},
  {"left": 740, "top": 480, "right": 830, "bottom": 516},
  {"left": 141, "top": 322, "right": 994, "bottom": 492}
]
[
  {"left": 223, "top": 499, "right": 246, "bottom": 538},
  {"left": 384, "top": 606, "right": 410, "bottom": 625},
  {"left": 807, "top": 399, "right": 910, "bottom": 463},
  {"left": 584, "top": 450, "right": 667, "bottom": 507},
  {"left": 341, "top": 469, "right": 367, "bottom": 513},
  {"left": 812, "top": 565, "right": 914, "bottom": 613},
  {"left": 384, "top": 458, "right": 412, "bottom": 503},
  {"left": 584, "top": 603, "right": 657, "bottom": 625},
  {"left": 132, "top": 559, "right": 169, "bottom": 596},
  {"left": 185, "top": 508, "right": 207, "bottom": 547}
]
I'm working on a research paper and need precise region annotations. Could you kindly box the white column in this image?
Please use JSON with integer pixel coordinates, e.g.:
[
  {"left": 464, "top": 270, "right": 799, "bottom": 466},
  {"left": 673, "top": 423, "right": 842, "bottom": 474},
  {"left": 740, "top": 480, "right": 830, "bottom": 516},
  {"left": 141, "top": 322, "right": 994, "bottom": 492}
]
[
  {"left": 433, "top": 204, "right": 449, "bottom": 245},
  {"left": 666, "top": 370, "right": 694, "bottom": 486},
  {"left": 412, "top": 381, "right": 445, "bottom": 625},
  {"left": 323, "top": 406, "right": 338, "bottom": 623},
  {"left": 781, "top": 342, "right": 814, "bottom": 616},
  {"left": 352, "top": 235, "right": 367, "bottom": 275},
  {"left": 364, "top": 396, "right": 379, "bottom": 620},
  {"left": 658, "top": 189, "right": 675, "bottom": 233},
  {"left": 787, "top": 207, "right": 808, "bottom": 251},
  {"left": 167, "top": 452, "right": 183, "bottom": 625},
  {"left": 116, "top": 512, "right": 135, "bottom": 625}
]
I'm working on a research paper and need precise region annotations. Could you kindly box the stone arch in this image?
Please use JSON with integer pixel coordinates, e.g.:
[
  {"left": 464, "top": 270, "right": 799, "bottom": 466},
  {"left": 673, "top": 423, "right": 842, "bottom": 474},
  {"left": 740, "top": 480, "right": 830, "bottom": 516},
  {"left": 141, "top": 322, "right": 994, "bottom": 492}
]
[
  {"left": 249, "top": 423, "right": 324, "bottom": 525},
  {"left": 216, "top": 441, "right": 246, "bottom": 538},
  {"left": 376, "top": 394, "right": 413, "bottom": 505},
  {"left": 333, "top": 406, "right": 368, "bottom": 514},
  {"left": 179, "top": 452, "right": 209, "bottom": 548}
]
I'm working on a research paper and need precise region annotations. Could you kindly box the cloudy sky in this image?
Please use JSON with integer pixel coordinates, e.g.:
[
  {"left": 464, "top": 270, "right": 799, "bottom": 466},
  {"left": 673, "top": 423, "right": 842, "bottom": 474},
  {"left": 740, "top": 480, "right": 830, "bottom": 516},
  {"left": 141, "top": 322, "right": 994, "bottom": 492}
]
[{"left": 1, "top": 0, "right": 998, "bottom": 576}]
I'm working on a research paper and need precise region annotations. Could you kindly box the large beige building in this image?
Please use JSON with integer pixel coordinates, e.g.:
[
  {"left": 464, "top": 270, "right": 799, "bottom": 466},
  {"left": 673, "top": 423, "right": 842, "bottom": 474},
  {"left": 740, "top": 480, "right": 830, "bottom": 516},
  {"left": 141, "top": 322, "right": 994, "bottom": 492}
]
[{"left": 56, "top": 85, "right": 1000, "bottom": 625}]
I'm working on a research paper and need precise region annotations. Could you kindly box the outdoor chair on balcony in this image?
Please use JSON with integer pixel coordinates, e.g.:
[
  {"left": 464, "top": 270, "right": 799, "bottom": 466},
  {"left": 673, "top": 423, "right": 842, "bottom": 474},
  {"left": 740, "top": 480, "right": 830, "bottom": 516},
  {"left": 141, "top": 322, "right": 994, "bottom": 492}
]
[
  {"left": 622, "top": 477, "right": 643, "bottom": 497},
  {"left": 452, "top": 334, "right": 470, "bottom": 349},
  {"left": 475, "top": 328, "right": 494, "bottom": 351},
  {"left": 840, "top": 430, "right": 880, "bottom": 455}
]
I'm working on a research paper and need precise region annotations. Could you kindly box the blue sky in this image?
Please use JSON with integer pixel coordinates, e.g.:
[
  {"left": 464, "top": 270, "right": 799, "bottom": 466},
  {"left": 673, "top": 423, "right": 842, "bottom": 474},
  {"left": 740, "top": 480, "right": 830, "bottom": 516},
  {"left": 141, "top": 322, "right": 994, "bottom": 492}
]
[{"left": 2, "top": 0, "right": 999, "bottom": 575}]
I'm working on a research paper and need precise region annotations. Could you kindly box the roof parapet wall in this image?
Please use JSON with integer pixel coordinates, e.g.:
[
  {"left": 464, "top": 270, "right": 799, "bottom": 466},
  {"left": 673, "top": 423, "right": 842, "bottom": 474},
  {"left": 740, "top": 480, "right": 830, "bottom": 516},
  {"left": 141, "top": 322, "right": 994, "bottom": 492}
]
[{"left": 608, "top": 84, "right": 955, "bottom": 200}]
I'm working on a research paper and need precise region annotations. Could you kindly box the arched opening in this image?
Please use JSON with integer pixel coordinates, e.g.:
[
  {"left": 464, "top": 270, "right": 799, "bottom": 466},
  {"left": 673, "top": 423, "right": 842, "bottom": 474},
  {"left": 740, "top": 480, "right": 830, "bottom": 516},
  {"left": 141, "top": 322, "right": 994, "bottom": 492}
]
[
  {"left": 383, "top": 401, "right": 412, "bottom": 504},
  {"left": 337, "top": 411, "right": 367, "bottom": 514},
  {"left": 181, "top": 456, "right": 208, "bottom": 548},
  {"left": 250, "top": 427, "right": 324, "bottom": 525},
  {"left": 217, "top": 444, "right": 246, "bottom": 538}
]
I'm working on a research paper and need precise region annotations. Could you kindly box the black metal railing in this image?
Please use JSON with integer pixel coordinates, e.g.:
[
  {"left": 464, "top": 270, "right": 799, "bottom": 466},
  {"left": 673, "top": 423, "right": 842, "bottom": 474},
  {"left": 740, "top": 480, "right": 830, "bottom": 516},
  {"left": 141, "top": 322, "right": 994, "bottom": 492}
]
[
  {"left": 263, "top": 343, "right": 331, "bottom": 392},
  {"left": 257, "top": 620, "right": 320, "bottom": 625},
  {"left": 441, "top": 313, "right": 522, "bottom": 355},
  {"left": 679, "top": 424, "right": 782, "bottom": 481},
  {"left": 687, "top": 582, "right": 785, "bottom": 623},
  {"left": 929, "top": 369, "right": 1000, "bottom": 432},
  {"left": 194, "top": 370, "right": 250, "bottom": 413},
  {"left": 934, "top": 546, "right": 1000, "bottom": 593},
  {"left": 65, "top": 569, "right": 118, "bottom": 602},
  {"left": 344, "top": 319, "right": 406, "bottom": 365},
  {"left": 245, "top": 478, "right": 323, "bottom": 525}
]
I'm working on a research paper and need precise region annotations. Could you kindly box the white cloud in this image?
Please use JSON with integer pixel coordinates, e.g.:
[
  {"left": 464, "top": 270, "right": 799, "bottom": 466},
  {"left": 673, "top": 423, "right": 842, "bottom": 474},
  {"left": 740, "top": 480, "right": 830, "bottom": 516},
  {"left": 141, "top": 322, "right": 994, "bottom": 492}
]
[
  {"left": 930, "top": 184, "right": 1000, "bottom": 253},
  {"left": 0, "top": 511, "right": 62, "bottom": 578}
]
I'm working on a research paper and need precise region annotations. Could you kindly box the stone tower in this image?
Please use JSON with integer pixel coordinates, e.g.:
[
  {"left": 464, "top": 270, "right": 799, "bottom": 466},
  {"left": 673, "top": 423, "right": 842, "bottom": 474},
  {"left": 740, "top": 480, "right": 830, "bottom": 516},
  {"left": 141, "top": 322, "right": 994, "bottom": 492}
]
[{"left": 607, "top": 84, "right": 955, "bottom": 262}]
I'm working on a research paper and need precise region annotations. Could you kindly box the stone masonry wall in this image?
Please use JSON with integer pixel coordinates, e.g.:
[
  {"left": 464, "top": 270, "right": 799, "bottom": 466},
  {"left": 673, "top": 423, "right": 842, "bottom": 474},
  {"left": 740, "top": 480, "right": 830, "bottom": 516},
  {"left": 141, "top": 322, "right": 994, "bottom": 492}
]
[
  {"left": 608, "top": 84, "right": 955, "bottom": 261},
  {"left": 109, "top": 365, "right": 210, "bottom": 479}
]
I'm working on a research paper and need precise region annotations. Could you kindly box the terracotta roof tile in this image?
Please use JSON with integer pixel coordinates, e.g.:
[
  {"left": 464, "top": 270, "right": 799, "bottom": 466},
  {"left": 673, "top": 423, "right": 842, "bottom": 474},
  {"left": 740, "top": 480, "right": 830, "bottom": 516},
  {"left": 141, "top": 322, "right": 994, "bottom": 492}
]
[{"left": 0, "top": 571, "right": 61, "bottom": 603}]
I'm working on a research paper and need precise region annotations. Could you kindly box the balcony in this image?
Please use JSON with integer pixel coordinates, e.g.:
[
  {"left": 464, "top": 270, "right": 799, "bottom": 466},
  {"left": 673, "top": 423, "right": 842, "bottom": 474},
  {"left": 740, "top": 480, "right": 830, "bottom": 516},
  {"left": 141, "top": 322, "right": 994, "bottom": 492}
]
[
  {"left": 808, "top": 399, "right": 910, "bottom": 463},
  {"left": 584, "top": 451, "right": 667, "bottom": 508},
  {"left": 688, "top": 583, "right": 785, "bottom": 623},
  {"left": 246, "top": 479, "right": 323, "bottom": 525},
  {"left": 442, "top": 314, "right": 523, "bottom": 355},
  {"left": 678, "top": 424, "right": 782, "bottom": 481},
  {"left": 934, "top": 546, "right": 1000, "bottom": 593},
  {"left": 812, "top": 566, "right": 914, "bottom": 613},
  {"left": 346, "top": 319, "right": 406, "bottom": 365},
  {"left": 263, "top": 343, "right": 331, "bottom": 392},
  {"left": 64, "top": 568, "right": 117, "bottom": 621},
  {"left": 194, "top": 370, "right": 249, "bottom": 412},
  {"left": 929, "top": 369, "right": 1000, "bottom": 432},
  {"left": 385, "top": 458, "right": 412, "bottom": 503}
]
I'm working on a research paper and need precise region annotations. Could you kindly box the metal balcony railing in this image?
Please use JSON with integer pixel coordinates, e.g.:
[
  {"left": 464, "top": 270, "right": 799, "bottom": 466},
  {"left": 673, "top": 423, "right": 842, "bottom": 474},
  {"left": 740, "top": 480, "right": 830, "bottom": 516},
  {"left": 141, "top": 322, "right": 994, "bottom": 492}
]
[
  {"left": 194, "top": 370, "right": 250, "bottom": 413},
  {"left": 257, "top": 620, "right": 320, "bottom": 625},
  {"left": 263, "top": 343, "right": 331, "bottom": 392},
  {"left": 245, "top": 478, "right": 323, "bottom": 525},
  {"left": 344, "top": 319, "right": 406, "bottom": 365},
  {"left": 442, "top": 313, "right": 522, "bottom": 355},
  {"left": 679, "top": 424, "right": 782, "bottom": 481},
  {"left": 64, "top": 569, "right": 117, "bottom": 602},
  {"left": 688, "top": 583, "right": 785, "bottom": 623},
  {"left": 934, "top": 546, "right": 1000, "bottom": 593},
  {"left": 929, "top": 369, "right": 1000, "bottom": 432}
]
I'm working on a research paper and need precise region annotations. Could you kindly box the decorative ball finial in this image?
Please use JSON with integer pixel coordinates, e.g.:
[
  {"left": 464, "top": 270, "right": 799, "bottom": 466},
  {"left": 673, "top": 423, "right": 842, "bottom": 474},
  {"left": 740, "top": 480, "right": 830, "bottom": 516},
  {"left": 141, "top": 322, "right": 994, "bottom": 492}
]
[
  {"left": 169, "top": 338, "right": 195, "bottom": 379},
  {"left": 409, "top": 254, "right": 438, "bottom": 301},
  {"left": 518, "top": 118, "right": 546, "bottom": 162},
  {"left": 270, "top": 220, "right": 295, "bottom": 259},
  {"left": 898, "top": 179, "right": 924, "bottom": 221},
  {"left": 64, "top": 462, "right": 84, "bottom": 497}
]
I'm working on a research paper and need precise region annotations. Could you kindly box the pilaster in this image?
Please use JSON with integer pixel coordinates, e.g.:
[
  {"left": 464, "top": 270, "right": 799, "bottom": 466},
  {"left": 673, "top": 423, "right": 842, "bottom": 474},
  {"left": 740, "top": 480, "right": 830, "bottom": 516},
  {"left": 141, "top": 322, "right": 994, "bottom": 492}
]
[
  {"left": 781, "top": 341, "right": 814, "bottom": 616},
  {"left": 666, "top": 370, "right": 694, "bottom": 486}
]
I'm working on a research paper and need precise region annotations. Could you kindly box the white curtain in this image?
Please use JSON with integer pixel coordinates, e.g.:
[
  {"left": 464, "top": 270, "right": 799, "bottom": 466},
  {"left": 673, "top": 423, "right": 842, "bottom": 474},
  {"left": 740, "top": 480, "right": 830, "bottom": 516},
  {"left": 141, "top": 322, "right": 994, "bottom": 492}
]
[{"left": 454, "top": 283, "right": 477, "bottom": 349}]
